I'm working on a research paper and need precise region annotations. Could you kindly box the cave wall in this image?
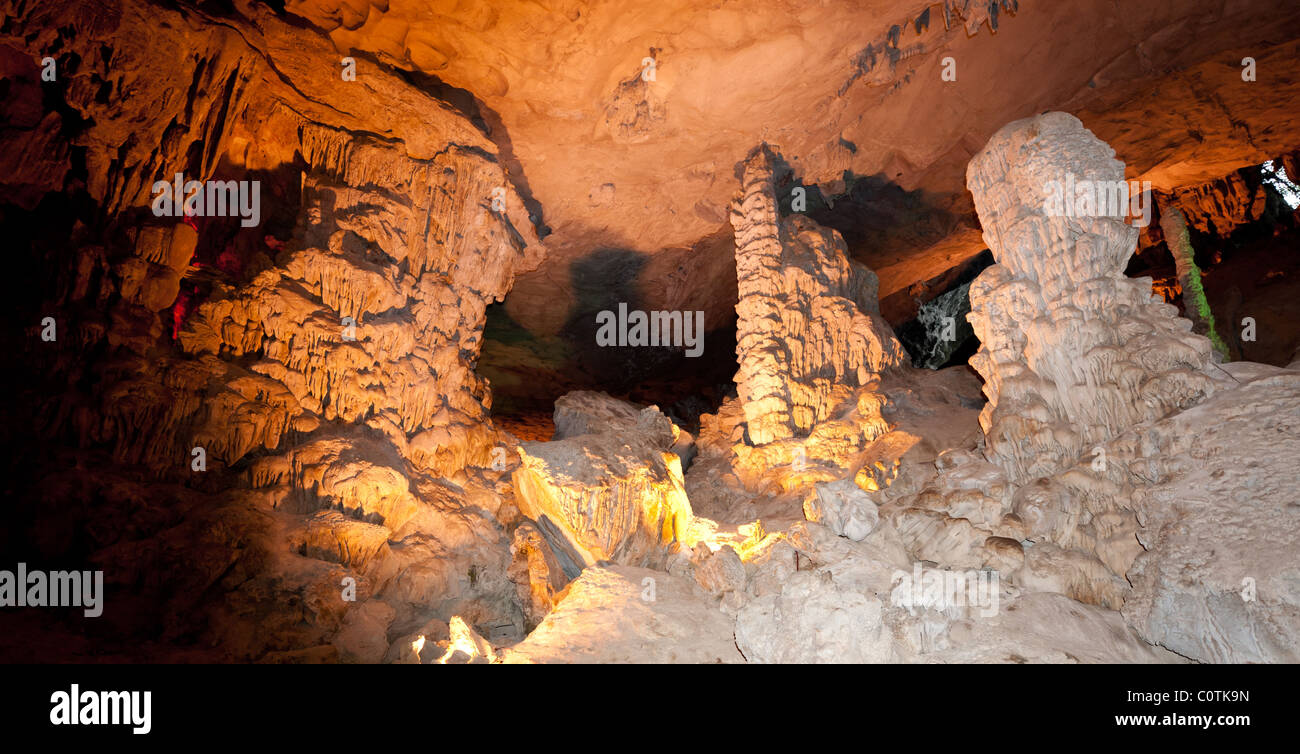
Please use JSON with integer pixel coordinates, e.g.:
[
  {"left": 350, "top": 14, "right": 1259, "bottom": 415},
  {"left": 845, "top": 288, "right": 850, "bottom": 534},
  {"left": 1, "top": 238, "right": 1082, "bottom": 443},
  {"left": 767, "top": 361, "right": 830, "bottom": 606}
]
[{"left": 1, "top": 0, "right": 545, "bottom": 659}]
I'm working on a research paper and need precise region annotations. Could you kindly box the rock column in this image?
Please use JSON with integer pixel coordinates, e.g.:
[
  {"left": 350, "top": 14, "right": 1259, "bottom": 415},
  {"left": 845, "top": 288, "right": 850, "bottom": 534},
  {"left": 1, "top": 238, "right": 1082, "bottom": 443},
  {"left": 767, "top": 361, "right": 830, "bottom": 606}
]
[
  {"left": 730, "top": 145, "right": 904, "bottom": 446},
  {"left": 965, "top": 112, "right": 1218, "bottom": 484}
]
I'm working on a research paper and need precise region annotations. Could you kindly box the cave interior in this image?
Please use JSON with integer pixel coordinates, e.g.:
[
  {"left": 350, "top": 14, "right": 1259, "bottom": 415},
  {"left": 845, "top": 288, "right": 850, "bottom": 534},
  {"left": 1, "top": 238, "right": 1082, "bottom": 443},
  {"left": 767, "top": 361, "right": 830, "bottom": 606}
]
[{"left": 2, "top": 0, "right": 1299, "bottom": 665}]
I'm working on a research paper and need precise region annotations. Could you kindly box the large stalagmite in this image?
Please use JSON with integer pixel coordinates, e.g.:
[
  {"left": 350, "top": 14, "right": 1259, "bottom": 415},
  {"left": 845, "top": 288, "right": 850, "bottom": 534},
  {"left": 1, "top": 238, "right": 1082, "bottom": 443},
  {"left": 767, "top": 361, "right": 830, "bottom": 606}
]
[
  {"left": 731, "top": 145, "right": 905, "bottom": 446},
  {"left": 964, "top": 112, "right": 1220, "bottom": 484}
]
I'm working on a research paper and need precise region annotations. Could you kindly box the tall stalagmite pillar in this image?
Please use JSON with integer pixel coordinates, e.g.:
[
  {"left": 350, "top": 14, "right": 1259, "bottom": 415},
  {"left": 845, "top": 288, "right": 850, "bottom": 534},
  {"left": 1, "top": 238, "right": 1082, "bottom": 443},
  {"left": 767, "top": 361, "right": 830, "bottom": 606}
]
[
  {"left": 965, "top": 112, "right": 1220, "bottom": 484},
  {"left": 730, "top": 146, "right": 904, "bottom": 446},
  {"left": 731, "top": 146, "right": 795, "bottom": 445}
]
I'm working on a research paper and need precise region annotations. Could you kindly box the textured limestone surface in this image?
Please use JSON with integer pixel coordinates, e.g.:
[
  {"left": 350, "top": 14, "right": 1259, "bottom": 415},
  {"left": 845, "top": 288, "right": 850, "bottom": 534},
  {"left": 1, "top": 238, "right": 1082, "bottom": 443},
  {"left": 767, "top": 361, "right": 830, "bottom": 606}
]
[
  {"left": 731, "top": 145, "right": 905, "bottom": 445},
  {"left": 4, "top": 0, "right": 543, "bottom": 661},
  {"left": 5, "top": 0, "right": 1300, "bottom": 665},
  {"left": 512, "top": 398, "right": 697, "bottom": 570},
  {"left": 966, "top": 112, "right": 1218, "bottom": 485},
  {"left": 271, "top": 0, "right": 1300, "bottom": 351},
  {"left": 1123, "top": 370, "right": 1300, "bottom": 663},
  {"left": 501, "top": 566, "right": 744, "bottom": 664}
]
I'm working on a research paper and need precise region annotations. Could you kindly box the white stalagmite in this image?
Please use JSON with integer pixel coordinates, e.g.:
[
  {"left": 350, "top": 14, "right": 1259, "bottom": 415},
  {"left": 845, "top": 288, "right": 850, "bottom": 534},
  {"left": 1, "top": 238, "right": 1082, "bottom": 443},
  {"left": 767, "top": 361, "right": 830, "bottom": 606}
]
[
  {"left": 730, "top": 145, "right": 905, "bottom": 446},
  {"left": 964, "top": 112, "right": 1219, "bottom": 484}
]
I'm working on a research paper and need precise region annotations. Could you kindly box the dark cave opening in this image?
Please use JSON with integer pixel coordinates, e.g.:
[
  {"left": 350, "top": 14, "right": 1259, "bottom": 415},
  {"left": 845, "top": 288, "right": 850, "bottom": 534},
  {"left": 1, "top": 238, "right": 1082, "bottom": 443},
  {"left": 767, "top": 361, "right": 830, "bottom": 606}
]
[
  {"left": 1126, "top": 157, "right": 1300, "bottom": 366},
  {"left": 480, "top": 297, "right": 738, "bottom": 441}
]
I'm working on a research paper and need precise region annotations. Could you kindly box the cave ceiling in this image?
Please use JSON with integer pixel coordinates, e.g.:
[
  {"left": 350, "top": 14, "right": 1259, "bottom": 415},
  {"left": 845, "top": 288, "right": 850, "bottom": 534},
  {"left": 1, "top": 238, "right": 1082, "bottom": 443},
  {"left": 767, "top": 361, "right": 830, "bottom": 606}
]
[{"left": 284, "top": 0, "right": 1300, "bottom": 334}]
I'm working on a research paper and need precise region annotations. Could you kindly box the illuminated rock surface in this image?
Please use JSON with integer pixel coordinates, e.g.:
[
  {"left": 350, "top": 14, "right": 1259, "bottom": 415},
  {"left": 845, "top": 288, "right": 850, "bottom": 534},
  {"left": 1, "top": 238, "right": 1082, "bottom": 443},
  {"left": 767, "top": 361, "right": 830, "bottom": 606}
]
[
  {"left": 965, "top": 112, "right": 1219, "bottom": 485},
  {"left": 2, "top": 0, "right": 1299, "bottom": 665},
  {"left": 4, "top": 0, "right": 540, "bottom": 660},
  {"left": 731, "top": 145, "right": 905, "bottom": 445},
  {"left": 274, "top": 0, "right": 1300, "bottom": 347},
  {"left": 501, "top": 566, "right": 744, "bottom": 664},
  {"left": 512, "top": 404, "right": 696, "bottom": 569}
]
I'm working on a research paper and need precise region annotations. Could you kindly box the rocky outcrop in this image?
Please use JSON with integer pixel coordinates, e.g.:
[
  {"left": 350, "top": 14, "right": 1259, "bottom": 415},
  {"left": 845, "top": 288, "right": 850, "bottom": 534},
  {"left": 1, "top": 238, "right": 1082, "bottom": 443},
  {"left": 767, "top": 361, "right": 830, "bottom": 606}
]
[
  {"left": 512, "top": 401, "right": 698, "bottom": 569},
  {"left": 923, "top": 592, "right": 1183, "bottom": 664},
  {"left": 552, "top": 390, "right": 695, "bottom": 465},
  {"left": 437, "top": 616, "right": 498, "bottom": 664},
  {"left": 4, "top": 0, "right": 541, "bottom": 661},
  {"left": 501, "top": 565, "right": 745, "bottom": 664},
  {"left": 1122, "top": 370, "right": 1300, "bottom": 663},
  {"left": 691, "top": 544, "right": 748, "bottom": 603},
  {"left": 178, "top": 137, "right": 532, "bottom": 478},
  {"left": 728, "top": 515, "right": 1180, "bottom": 664},
  {"left": 965, "top": 112, "right": 1219, "bottom": 485},
  {"left": 731, "top": 145, "right": 905, "bottom": 446},
  {"left": 13, "top": 0, "right": 542, "bottom": 476},
  {"left": 507, "top": 522, "right": 571, "bottom": 630},
  {"left": 803, "top": 479, "right": 880, "bottom": 541},
  {"left": 735, "top": 570, "right": 897, "bottom": 663}
]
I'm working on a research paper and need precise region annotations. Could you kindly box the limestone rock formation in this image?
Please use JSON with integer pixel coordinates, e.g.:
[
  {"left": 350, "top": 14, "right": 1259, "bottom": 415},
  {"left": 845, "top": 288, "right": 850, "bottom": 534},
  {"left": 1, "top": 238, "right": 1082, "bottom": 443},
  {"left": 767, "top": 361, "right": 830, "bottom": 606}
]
[
  {"left": 884, "top": 114, "right": 1300, "bottom": 663},
  {"left": 552, "top": 390, "right": 695, "bottom": 464},
  {"left": 4, "top": 0, "right": 541, "bottom": 661},
  {"left": 923, "top": 592, "right": 1184, "bottom": 664},
  {"left": 553, "top": 391, "right": 657, "bottom": 441},
  {"left": 1164, "top": 168, "right": 1276, "bottom": 238},
  {"left": 965, "top": 112, "right": 1220, "bottom": 485},
  {"left": 507, "top": 522, "right": 571, "bottom": 631},
  {"left": 803, "top": 479, "right": 881, "bottom": 541},
  {"left": 737, "top": 516, "right": 1182, "bottom": 664},
  {"left": 1121, "top": 371, "right": 1300, "bottom": 663},
  {"left": 273, "top": 0, "right": 1300, "bottom": 352},
  {"left": 501, "top": 566, "right": 745, "bottom": 664},
  {"left": 731, "top": 145, "right": 905, "bottom": 445},
  {"left": 734, "top": 570, "right": 896, "bottom": 664},
  {"left": 692, "top": 544, "right": 748, "bottom": 601},
  {"left": 438, "top": 616, "right": 498, "bottom": 664},
  {"left": 512, "top": 401, "right": 697, "bottom": 570},
  {"left": 4, "top": 0, "right": 1300, "bottom": 670}
]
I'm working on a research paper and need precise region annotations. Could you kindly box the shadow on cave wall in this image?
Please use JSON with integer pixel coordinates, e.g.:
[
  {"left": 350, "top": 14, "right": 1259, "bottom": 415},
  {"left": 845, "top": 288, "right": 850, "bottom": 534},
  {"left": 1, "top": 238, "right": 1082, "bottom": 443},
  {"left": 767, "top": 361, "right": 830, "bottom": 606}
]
[
  {"left": 479, "top": 164, "right": 994, "bottom": 420},
  {"left": 481, "top": 246, "right": 738, "bottom": 432},
  {"left": 482, "top": 160, "right": 1005, "bottom": 423},
  {"left": 766, "top": 155, "right": 967, "bottom": 271},
  {"left": 764, "top": 155, "right": 987, "bottom": 369}
]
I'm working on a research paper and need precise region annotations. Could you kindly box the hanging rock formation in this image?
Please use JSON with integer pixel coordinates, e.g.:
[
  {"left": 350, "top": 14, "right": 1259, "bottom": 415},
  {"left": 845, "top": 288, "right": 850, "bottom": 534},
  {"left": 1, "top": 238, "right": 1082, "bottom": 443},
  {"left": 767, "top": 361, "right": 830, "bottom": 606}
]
[{"left": 6, "top": 0, "right": 544, "bottom": 660}]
